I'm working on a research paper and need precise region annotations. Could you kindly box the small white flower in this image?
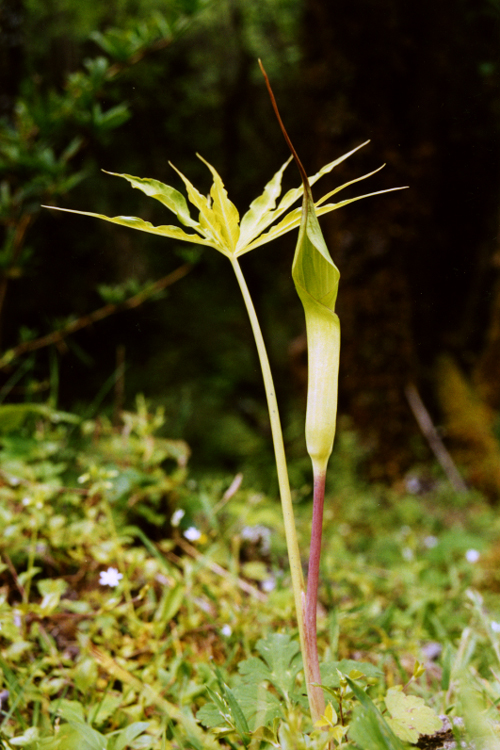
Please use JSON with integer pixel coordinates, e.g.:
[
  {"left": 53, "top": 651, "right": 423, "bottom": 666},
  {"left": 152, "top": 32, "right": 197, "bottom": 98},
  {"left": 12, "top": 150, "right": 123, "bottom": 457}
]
[
  {"left": 261, "top": 577, "right": 276, "bottom": 593},
  {"left": 99, "top": 567, "right": 123, "bottom": 587},
  {"left": 221, "top": 624, "right": 232, "bottom": 637},
  {"left": 184, "top": 526, "right": 201, "bottom": 542},
  {"left": 22, "top": 497, "right": 30, "bottom": 506},
  {"left": 241, "top": 525, "right": 271, "bottom": 554},
  {"left": 465, "top": 549, "right": 480, "bottom": 563},
  {"left": 424, "top": 535, "right": 438, "bottom": 549},
  {"left": 405, "top": 476, "right": 421, "bottom": 495},
  {"left": 402, "top": 547, "right": 414, "bottom": 561},
  {"left": 171, "top": 508, "right": 185, "bottom": 527},
  {"left": 491, "top": 621, "right": 500, "bottom": 633}
]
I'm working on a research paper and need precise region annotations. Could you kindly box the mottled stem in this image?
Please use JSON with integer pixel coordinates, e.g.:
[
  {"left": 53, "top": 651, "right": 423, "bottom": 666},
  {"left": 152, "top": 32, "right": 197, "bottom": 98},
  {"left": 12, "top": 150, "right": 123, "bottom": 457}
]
[{"left": 304, "top": 470, "right": 326, "bottom": 719}]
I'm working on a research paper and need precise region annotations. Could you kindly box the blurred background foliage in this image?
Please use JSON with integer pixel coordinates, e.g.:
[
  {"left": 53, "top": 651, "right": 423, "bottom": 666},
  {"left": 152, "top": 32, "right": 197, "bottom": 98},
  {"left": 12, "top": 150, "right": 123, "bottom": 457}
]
[{"left": 2, "top": 0, "right": 500, "bottom": 496}]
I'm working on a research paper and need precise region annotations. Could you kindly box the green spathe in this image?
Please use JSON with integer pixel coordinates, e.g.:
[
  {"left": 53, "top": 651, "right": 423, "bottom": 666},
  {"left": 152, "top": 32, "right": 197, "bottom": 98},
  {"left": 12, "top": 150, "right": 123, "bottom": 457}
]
[{"left": 292, "top": 180, "right": 340, "bottom": 475}]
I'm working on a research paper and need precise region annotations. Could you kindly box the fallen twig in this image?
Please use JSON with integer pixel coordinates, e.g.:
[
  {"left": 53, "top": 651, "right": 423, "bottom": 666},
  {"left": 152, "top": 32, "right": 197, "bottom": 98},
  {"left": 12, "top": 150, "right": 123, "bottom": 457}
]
[
  {"left": 176, "top": 537, "right": 267, "bottom": 603},
  {"left": 0, "top": 263, "right": 191, "bottom": 370},
  {"left": 405, "top": 382, "right": 468, "bottom": 493}
]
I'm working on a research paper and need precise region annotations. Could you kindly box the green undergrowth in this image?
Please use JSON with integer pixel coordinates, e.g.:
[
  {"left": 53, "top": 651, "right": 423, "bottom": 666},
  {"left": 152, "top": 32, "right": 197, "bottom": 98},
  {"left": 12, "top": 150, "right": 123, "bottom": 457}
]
[{"left": 0, "top": 398, "right": 500, "bottom": 748}]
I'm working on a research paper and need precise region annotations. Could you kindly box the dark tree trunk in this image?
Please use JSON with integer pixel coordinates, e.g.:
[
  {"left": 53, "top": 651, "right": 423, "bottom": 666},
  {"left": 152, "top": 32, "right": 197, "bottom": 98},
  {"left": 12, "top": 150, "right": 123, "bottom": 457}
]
[
  {"left": 0, "top": 0, "right": 25, "bottom": 117},
  {"left": 300, "top": 0, "right": 500, "bottom": 480}
]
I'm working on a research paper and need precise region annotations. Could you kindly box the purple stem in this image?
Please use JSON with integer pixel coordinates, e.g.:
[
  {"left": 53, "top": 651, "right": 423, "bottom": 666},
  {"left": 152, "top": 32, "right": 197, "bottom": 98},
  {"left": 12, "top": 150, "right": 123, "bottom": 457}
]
[{"left": 304, "top": 470, "right": 327, "bottom": 714}]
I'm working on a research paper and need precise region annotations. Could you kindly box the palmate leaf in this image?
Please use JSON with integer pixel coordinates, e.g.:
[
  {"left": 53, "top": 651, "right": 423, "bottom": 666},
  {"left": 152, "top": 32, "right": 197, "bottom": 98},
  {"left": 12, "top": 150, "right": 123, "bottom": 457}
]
[
  {"left": 196, "top": 701, "right": 232, "bottom": 731},
  {"left": 232, "top": 684, "right": 283, "bottom": 731},
  {"left": 238, "top": 633, "right": 302, "bottom": 702},
  {"left": 242, "top": 184, "right": 404, "bottom": 255},
  {"left": 346, "top": 676, "right": 406, "bottom": 750},
  {"left": 44, "top": 144, "right": 406, "bottom": 264},
  {"left": 384, "top": 686, "right": 442, "bottom": 744},
  {"left": 236, "top": 142, "right": 373, "bottom": 256}
]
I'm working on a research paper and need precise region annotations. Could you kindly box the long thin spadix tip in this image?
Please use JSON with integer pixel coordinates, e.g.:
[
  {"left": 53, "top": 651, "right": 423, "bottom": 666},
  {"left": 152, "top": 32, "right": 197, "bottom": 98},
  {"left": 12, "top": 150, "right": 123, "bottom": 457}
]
[{"left": 258, "top": 58, "right": 309, "bottom": 189}]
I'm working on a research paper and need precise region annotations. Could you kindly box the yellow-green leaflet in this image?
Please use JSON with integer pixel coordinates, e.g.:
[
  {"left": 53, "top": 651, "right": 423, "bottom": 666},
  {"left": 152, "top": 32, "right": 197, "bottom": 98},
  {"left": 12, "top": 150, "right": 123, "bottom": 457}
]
[
  {"left": 43, "top": 151, "right": 402, "bottom": 261},
  {"left": 292, "top": 181, "right": 341, "bottom": 475}
]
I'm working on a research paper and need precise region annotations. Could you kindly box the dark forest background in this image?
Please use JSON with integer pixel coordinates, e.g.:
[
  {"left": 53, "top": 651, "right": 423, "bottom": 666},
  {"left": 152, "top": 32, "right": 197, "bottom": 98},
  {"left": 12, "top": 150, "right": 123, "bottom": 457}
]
[{"left": 2, "top": 0, "right": 500, "bottom": 497}]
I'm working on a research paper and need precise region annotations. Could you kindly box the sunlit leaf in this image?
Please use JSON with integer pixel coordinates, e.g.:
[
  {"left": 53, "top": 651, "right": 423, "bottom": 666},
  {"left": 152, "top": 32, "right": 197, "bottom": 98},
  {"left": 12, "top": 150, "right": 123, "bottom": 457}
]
[
  {"left": 198, "top": 155, "right": 240, "bottom": 252},
  {"left": 384, "top": 686, "right": 442, "bottom": 744},
  {"left": 197, "top": 701, "right": 231, "bottom": 730},
  {"left": 43, "top": 206, "right": 214, "bottom": 246},
  {"left": 238, "top": 633, "right": 302, "bottom": 701},
  {"left": 263, "top": 141, "right": 370, "bottom": 232},
  {"left": 114, "top": 722, "right": 151, "bottom": 750},
  {"left": 315, "top": 165, "right": 384, "bottom": 206},
  {"left": 37, "top": 578, "right": 67, "bottom": 615},
  {"left": 168, "top": 161, "right": 223, "bottom": 249},
  {"left": 241, "top": 206, "right": 302, "bottom": 254},
  {"left": 231, "top": 684, "right": 283, "bottom": 731},
  {"left": 103, "top": 170, "right": 200, "bottom": 228},
  {"left": 45, "top": 142, "right": 405, "bottom": 267},
  {"left": 236, "top": 157, "right": 291, "bottom": 252},
  {"left": 346, "top": 677, "right": 406, "bottom": 750}
]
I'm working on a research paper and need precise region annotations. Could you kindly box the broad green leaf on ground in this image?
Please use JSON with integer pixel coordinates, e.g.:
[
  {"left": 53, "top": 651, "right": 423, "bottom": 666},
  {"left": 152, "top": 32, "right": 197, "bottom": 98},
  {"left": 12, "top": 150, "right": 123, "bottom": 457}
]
[
  {"left": 36, "top": 578, "right": 67, "bottom": 616},
  {"left": 200, "top": 674, "right": 252, "bottom": 743},
  {"left": 54, "top": 722, "right": 107, "bottom": 750},
  {"left": 55, "top": 699, "right": 86, "bottom": 723},
  {"left": 197, "top": 700, "right": 232, "bottom": 730},
  {"left": 346, "top": 676, "right": 406, "bottom": 750},
  {"left": 384, "top": 686, "right": 442, "bottom": 744},
  {"left": 44, "top": 148, "right": 405, "bottom": 260},
  {"left": 218, "top": 682, "right": 251, "bottom": 742},
  {"left": 90, "top": 692, "right": 123, "bottom": 727},
  {"left": 238, "top": 633, "right": 302, "bottom": 701},
  {"left": 232, "top": 683, "right": 283, "bottom": 731},
  {"left": 112, "top": 721, "right": 151, "bottom": 750}
]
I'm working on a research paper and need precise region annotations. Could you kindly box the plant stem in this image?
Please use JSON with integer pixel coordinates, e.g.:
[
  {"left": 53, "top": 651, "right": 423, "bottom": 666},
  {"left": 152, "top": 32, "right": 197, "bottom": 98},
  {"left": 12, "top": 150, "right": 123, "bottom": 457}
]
[
  {"left": 230, "top": 256, "right": 323, "bottom": 719},
  {"left": 304, "top": 469, "right": 326, "bottom": 714}
]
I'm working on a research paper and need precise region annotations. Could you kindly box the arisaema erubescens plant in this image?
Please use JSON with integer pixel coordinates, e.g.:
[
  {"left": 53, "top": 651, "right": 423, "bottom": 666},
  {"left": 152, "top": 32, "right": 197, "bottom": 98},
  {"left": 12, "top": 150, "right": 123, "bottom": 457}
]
[{"left": 44, "top": 64, "right": 405, "bottom": 725}]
